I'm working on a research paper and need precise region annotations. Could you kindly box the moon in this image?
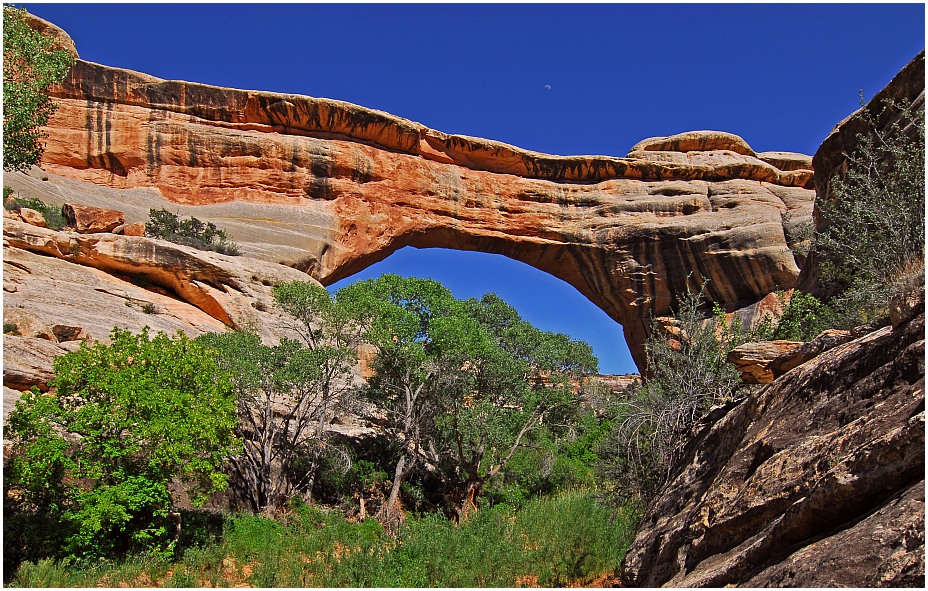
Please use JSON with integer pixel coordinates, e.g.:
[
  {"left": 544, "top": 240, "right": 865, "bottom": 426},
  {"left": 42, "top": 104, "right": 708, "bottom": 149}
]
[{"left": 544, "top": 84, "right": 552, "bottom": 91}]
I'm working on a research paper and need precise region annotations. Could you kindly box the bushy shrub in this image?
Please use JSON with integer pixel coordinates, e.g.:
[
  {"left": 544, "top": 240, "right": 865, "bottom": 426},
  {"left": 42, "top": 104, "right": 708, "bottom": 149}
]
[
  {"left": 598, "top": 285, "right": 757, "bottom": 504},
  {"left": 772, "top": 290, "right": 831, "bottom": 341},
  {"left": 145, "top": 208, "right": 241, "bottom": 255},
  {"left": 814, "top": 97, "right": 925, "bottom": 327},
  {"left": 483, "top": 409, "right": 613, "bottom": 509},
  {"left": 3, "top": 193, "right": 66, "bottom": 229},
  {"left": 4, "top": 328, "right": 240, "bottom": 560}
]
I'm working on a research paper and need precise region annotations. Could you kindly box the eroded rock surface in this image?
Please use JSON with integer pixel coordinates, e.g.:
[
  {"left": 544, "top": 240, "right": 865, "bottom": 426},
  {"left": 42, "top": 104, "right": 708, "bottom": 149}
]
[
  {"left": 38, "top": 57, "right": 815, "bottom": 367},
  {"left": 2, "top": 218, "right": 318, "bottom": 398},
  {"left": 726, "top": 340, "right": 803, "bottom": 384},
  {"left": 621, "top": 292, "right": 925, "bottom": 587}
]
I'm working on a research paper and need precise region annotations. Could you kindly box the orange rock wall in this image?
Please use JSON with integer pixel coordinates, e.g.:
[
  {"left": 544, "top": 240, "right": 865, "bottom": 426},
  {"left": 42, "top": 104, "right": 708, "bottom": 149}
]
[{"left": 41, "top": 59, "right": 816, "bottom": 368}]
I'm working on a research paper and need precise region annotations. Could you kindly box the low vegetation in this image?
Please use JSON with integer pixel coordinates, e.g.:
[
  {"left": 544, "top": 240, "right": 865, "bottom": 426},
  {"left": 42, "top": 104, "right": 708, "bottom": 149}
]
[
  {"left": 3, "top": 191, "right": 67, "bottom": 230},
  {"left": 145, "top": 208, "right": 241, "bottom": 255},
  {"left": 8, "top": 490, "right": 637, "bottom": 587}
]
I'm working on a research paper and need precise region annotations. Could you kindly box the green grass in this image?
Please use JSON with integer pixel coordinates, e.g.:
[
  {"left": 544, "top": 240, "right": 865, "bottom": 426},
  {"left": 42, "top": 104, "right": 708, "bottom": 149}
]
[{"left": 8, "top": 489, "right": 638, "bottom": 587}]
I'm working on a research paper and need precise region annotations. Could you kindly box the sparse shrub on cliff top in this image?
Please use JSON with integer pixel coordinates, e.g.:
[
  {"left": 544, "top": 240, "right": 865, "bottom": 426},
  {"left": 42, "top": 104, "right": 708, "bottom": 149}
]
[
  {"left": 3, "top": 192, "right": 67, "bottom": 229},
  {"left": 145, "top": 208, "right": 241, "bottom": 255},
  {"left": 3, "top": 5, "right": 75, "bottom": 172}
]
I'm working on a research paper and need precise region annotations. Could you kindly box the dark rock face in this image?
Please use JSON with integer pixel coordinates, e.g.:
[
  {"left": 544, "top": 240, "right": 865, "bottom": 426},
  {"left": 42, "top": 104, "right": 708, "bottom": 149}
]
[
  {"left": 620, "top": 51, "right": 926, "bottom": 586},
  {"left": 620, "top": 295, "right": 925, "bottom": 587}
]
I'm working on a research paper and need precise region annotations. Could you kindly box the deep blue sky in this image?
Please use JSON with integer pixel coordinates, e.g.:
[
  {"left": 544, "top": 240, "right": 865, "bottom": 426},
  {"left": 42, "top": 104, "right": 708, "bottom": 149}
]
[{"left": 22, "top": 2, "right": 925, "bottom": 374}]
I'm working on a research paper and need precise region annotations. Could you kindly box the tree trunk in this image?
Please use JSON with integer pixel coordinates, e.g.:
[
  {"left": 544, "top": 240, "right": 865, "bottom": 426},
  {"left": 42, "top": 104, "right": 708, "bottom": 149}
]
[
  {"left": 376, "top": 454, "right": 410, "bottom": 533},
  {"left": 455, "top": 479, "right": 482, "bottom": 522}
]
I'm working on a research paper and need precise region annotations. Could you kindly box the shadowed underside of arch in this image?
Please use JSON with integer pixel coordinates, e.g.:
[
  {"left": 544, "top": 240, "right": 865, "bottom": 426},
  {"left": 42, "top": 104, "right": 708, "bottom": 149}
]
[{"left": 40, "top": 58, "right": 816, "bottom": 369}]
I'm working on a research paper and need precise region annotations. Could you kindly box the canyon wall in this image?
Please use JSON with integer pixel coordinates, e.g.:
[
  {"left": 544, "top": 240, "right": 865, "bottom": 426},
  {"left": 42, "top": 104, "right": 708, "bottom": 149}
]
[
  {"left": 39, "top": 52, "right": 814, "bottom": 368},
  {"left": 621, "top": 50, "right": 925, "bottom": 586}
]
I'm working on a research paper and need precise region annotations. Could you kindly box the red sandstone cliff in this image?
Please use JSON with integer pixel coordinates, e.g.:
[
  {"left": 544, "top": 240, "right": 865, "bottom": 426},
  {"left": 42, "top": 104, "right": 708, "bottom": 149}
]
[{"left": 37, "top": 53, "right": 814, "bottom": 368}]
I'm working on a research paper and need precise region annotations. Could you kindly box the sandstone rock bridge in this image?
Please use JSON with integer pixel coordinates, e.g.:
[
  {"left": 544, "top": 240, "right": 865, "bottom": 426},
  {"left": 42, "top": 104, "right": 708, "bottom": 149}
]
[{"left": 40, "top": 57, "right": 815, "bottom": 369}]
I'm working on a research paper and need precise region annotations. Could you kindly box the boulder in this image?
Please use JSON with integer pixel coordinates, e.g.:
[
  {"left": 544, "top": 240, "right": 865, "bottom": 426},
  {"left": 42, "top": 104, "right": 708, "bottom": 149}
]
[
  {"left": 727, "top": 340, "right": 803, "bottom": 384},
  {"left": 18, "top": 207, "right": 47, "bottom": 228},
  {"left": 767, "top": 328, "right": 855, "bottom": 379},
  {"left": 889, "top": 276, "right": 926, "bottom": 329},
  {"left": 2, "top": 335, "right": 68, "bottom": 391},
  {"left": 3, "top": 217, "right": 315, "bottom": 344},
  {"left": 62, "top": 202, "right": 125, "bottom": 233},
  {"left": 112, "top": 222, "right": 146, "bottom": 237},
  {"left": 51, "top": 324, "right": 85, "bottom": 342}
]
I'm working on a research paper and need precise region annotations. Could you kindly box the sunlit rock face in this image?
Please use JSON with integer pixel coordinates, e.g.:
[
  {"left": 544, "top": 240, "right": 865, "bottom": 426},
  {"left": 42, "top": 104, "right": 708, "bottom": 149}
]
[{"left": 40, "top": 58, "right": 814, "bottom": 369}]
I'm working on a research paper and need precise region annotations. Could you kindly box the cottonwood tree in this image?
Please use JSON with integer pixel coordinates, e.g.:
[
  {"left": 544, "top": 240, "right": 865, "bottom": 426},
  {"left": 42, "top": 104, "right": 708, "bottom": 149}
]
[
  {"left": 3, "top": 5, "right": 74, "bottom": 171},
  {"left": 198, "top": 281, "right": 365, "bottom": 515},
  {"left": 427, "top": 294, "right": 598, "bottom": 519},
  {"left": 335, "top": 275, "right": 455, "bottom": 529},
  {"left": 4, "top": 328, "right": 239, "bottom": 558},
  {"left": 336, "top": 276, "right": 597, "bottom": 526}
]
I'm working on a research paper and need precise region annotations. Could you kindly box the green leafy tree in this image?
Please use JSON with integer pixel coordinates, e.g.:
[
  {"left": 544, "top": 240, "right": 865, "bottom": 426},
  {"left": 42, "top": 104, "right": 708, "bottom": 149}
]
[
  {"left": 3, "top": 5, "right": 75, "bottom": 171},
  {"left": 430, "top": 294, "right": 597, "bottom": 519},
  {"left": 4, "top": 328, "right": 239, "bottom": 558},
  {"left": 335, "top": 275, "right": 457, "bottom": 528},
  {"left": 336, "top": 276, "right": 597, "bottom": 525},
  {"left": 199, "top": 281, "right": 366, "bottom": 515}
]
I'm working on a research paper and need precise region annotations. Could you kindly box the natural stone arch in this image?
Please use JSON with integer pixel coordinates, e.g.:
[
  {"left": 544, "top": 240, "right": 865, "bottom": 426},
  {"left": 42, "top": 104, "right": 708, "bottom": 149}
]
[{"left": 40, "top": 58, "right": 816, "bottom": 369}]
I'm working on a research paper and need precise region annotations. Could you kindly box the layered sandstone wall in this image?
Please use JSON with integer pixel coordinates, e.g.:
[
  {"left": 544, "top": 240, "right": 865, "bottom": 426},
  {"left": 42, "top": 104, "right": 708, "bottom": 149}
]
[{"left": 38, "top": 55, "right": 814, "bottom": 368}]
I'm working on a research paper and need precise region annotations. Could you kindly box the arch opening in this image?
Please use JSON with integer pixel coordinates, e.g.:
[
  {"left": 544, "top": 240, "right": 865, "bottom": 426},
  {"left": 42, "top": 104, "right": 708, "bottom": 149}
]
[{"left": 325, "top": 246, "right": 639, "bottom": 376}]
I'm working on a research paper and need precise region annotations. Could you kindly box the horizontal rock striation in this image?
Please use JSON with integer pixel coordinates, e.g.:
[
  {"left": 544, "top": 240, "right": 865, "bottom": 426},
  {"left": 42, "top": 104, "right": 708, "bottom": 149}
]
[
  {"left": 40, "top": 55, "right": 814, "bottom": 368},
  {"left": 3, "top": 217, "right": 314, "bottom": 342}
]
